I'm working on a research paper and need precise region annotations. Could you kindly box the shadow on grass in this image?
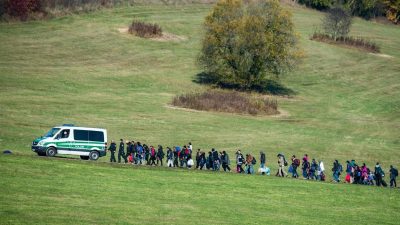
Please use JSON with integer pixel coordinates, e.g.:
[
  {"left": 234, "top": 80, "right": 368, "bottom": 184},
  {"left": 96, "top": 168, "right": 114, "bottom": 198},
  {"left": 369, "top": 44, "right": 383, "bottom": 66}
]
[{"left": 193, "top": 72, "right": 296, "bottom": 96}]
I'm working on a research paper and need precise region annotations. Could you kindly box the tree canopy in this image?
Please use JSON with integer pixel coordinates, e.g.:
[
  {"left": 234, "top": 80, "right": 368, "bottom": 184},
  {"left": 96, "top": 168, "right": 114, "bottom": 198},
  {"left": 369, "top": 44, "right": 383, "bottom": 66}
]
[{"left": 198, "top": 0, "right": 301, "bottom": 92}]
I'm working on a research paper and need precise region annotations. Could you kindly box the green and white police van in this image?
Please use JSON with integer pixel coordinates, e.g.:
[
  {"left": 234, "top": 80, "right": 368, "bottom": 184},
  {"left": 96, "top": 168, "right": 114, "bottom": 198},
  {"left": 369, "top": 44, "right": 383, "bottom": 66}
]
[{"left": 31, "top": 125, "right": 107, "bottom": 160}]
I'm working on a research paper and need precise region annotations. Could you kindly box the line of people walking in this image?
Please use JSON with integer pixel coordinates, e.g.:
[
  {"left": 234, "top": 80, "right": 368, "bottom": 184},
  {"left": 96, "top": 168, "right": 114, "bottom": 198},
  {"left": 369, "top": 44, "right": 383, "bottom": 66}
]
[{"left": 107, "top": 139, "right": 398, "bottom": 188}]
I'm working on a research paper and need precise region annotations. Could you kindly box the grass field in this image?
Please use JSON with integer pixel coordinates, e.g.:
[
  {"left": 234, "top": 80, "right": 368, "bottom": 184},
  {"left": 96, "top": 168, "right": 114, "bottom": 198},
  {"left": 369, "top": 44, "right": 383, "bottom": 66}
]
[
  {"left": 0, "top": 2, "right": 399, "bottom": 224},
  {"left": 1, "top": 154, "right": 399, "bottom": 224}
]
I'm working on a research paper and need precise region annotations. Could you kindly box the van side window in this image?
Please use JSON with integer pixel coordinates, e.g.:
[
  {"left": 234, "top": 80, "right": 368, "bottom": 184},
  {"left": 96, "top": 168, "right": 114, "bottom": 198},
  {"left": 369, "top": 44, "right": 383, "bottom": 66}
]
[
  {"left": 89, "top": 131, "right": 104, "bottom": 142},
  {"left": 60, "top": 129, "right": 70, "bottom": 139},
  {"left": 74, "top": 130, "right": 89, "bottom": 141}
]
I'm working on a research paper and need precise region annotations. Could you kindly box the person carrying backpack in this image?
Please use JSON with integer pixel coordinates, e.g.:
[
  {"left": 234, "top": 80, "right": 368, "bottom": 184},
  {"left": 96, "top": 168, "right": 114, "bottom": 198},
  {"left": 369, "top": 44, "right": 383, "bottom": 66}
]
[
  {"left": 291, "top": 155, "right": 300, "bottom": 178},
  {"left": 136, "top": 142, "right": 143, "bottom": 165},
  {"left": 302, "top": 157, "right": 310, "bottom": 179},
  {"left": 309, "top": 159, "right": 318, "bottom": 180},
  {"left": 332, "top": 160, "right": 342, "bottom": 182},
  {"left": 276, "top": 153, "right": 286, "bottom": 177},
  {"left": 236, "top": 150, "right": 244, "bottom": 173},
  {"left": 374, "top": 162, "right": 385, "bottom": 187},
  {"left": 389, "top": 165, "right": 398, "bottom": 188},
  {"left": 212, "top": 148, "right": 219, "bottom": 171},
  {"left": 245, "top": 154, "right": 255, "bottom": 174}
]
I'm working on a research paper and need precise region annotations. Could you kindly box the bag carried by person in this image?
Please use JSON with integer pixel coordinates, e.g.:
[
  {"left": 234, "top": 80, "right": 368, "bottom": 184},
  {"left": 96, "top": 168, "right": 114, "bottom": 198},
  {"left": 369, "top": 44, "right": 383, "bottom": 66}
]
[
  {"left": 345, "top": 174, "right": 351, "bottom": 183},
  {"left": 320, "top": 172, "right": 326, "bottom": 181},
  {"left": 393, "top": 168, "right": 398, "bottom": 177},
  {"left": 288, "top": 165, "right": 293, "bottom": 173},
  {"left": 382, "top": 179, "right": 388, "bottom": 187},
  {"left": 252, "top": 157, "right": 257, "bottom": 165}
]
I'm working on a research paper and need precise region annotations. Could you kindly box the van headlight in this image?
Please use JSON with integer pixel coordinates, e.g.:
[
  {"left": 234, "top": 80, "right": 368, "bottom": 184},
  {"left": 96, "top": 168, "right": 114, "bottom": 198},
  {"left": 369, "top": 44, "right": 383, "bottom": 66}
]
[{"left": 38, "top": 141, "right": 44, "bottom": 146}]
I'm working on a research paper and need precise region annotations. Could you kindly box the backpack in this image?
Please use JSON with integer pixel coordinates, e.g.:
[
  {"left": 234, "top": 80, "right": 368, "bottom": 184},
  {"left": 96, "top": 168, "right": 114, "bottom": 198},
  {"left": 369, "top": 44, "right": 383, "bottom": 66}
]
[
  {"left": 252, "top": 157, "right": 257, "bottom": 165},
  {"left": 294, "top": 159, "right": 300, "bottom": 167},
  {"left": 393, "top": 168, "right": 398, "bottom": 177},
  {"left": 284, "top": 157, "right": 288, "bottom": 166},
  {"left": 338, "top": 164, "right": 343, "bottom": 172}
]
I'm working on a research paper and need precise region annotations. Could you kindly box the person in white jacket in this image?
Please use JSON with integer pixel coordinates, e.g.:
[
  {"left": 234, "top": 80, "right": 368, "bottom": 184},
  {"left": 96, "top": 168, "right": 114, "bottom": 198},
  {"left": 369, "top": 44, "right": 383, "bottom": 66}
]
[{"left": 317, "top": 160, "right": 325, "bottom": 181}]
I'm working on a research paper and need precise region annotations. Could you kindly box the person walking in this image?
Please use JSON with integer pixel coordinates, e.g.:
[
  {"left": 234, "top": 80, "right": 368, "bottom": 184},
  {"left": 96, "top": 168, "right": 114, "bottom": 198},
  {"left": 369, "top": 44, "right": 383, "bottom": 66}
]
[
  {"left": 118, "top": 139, "right": 127, "bottom": 163},
  {"left": 309, "top": 159, "right": 318, "bottom": 180},
  {"left": 195, "top": 149, "right": 201, "bottom": 169},
  {"left": 166, "top": 147, "right": 174, "bottom": 167},
  {"left": 108, "top": 140, "right": 117, "bottom": 163},
  {"left": 157, "top": 145, "right": 165, "bottom": 166},
  {"left": 150, "top": 146, "right": 157, "bottom": 166},
  {"left": 291, "top": 155, "right": 300, "bottom": 178},
  {"left": 332, "top": 160, "right": 342, "bottom": 182},
  {"left": 317, "top": 160, "right": 325, "bottom": 181},
  {"left": 173, "top": 147, "right": 179, "bottom": 167},
  {"left": 199, "top": 151, "right": 206, "bottom": 170},
  {"left": 389, "top": 165, "right": 398, "bottom": 188},
  {"left": 260, "top": 151, "right": 266, "bottom": 169},
  {"left": 246, "top": 154, "right": 255, "bottom": 174},
  {"left": 221, "top": 151, "right": 231, "bottom": 172},
  {"left": 236, "top": 150, "right": 244, "bottom": 173},
  {"left": 276, "top": 153, "right": 287, "bottom": 177},
  {"left": 136, "top": 142, "right": 143, "bottom": 165},
  {"left": 302, "top": 156, "right": 310, "bottom": 179},
  {"left": 374, "top": 162, "right": 385, "bottom": 187},
  {"left": 212, "top": 148, "right": 219, "bottom": 171}
]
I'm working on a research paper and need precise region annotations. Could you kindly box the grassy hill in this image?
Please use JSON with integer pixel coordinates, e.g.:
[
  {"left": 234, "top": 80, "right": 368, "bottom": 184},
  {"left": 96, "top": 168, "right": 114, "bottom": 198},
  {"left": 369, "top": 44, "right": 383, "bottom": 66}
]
[{"left": 0, "top": 2, "right": 399, "bottom": 224}]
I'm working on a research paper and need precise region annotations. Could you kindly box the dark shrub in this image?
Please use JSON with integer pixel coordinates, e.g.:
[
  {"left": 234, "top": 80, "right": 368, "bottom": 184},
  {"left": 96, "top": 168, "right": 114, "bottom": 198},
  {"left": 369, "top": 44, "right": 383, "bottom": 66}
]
[
  {"left": 128, "top": 20, "right": 162, "bottom": 38},
  {"left": 172, "top": 89, "right": 278, "bottom": 116},
  {"left": 6, "top": 0, "right": 42, "bottom": 20},
  {"left": 311, "top": 32, "right": 380, "bottom": 53}
]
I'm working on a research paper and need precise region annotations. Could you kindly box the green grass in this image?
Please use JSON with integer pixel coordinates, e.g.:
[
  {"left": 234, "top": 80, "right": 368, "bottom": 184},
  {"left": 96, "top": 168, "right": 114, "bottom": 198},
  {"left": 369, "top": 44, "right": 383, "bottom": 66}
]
[
  {"left": 0, "top": 2, "right": 399, "bottom": 224},
  {"left": 1, "top": 154, "right": 399, "bottom": 225}
]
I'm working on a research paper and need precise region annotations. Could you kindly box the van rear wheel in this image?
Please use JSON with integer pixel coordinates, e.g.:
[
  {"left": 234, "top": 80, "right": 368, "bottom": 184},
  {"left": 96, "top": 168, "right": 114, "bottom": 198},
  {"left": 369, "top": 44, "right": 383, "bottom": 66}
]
[
  {"left": 80, "top": 156, "right": 89, "bottom": 160},
  {"left": 89, "top": 151, "right": 99, "bottom": 161},
  {"left": 46, "top": 147, "right": 56, "bottom": 157}
]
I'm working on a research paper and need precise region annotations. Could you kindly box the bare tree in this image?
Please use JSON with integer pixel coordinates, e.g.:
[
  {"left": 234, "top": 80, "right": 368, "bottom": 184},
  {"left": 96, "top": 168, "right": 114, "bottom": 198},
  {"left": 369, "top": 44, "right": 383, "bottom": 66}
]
[{"left": 323, "top": 7, "right": 352, "bottom": 41}]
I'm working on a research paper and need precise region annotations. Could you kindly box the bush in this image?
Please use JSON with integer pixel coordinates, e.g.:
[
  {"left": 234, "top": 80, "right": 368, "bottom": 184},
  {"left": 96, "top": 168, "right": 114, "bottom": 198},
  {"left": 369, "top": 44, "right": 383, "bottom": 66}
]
[
  {"left": 298, "top": 0, "right": 332, "bottom": 10},
  {"left": 383, "top": 0, "right": 400, "bottom": 23},
  {"left": 5, "top": 0, "right": 42, "bottom": 20},
  {"left": 172, "top": 89, "right": 278, "bottom": 116},
  {"left": 198, "top": 0, "right": 300, "bottom": 92},
  {"left": 128, "top": 20, "right": 163, "bottom": 38},
  {"left": 311, "top": 32, "right": 380, "bottom": 53},
  {"left": 323, "top": 7, "right": 352, "bottom": 41}
]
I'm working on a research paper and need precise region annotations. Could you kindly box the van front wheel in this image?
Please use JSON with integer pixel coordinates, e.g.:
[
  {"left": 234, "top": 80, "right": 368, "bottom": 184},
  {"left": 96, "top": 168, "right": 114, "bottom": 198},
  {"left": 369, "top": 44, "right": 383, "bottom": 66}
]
[
  {"left": 46, "top": 147, "right": 57, "bottom": 157},
  {"left": 89, "top": 151, "right": 99, "bottom": 161}
]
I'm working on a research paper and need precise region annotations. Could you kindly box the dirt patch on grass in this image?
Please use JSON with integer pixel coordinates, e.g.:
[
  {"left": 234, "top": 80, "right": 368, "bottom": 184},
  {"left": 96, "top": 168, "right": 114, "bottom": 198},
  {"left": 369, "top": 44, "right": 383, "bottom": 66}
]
[
  {"left": 369, "top": 53, "right": 394, "bottom": 59},
  {"left": 118, "top": 27, "right": 129, "bottom": 33},
  {"left": 118, "top": 27, "right": 186, "bottom": 42},
  {"left": 171, "top": 89, "right": 279, "bottom": 116},
  {"left": 150, "top": 32, "right": 186, "bottom": 42}
]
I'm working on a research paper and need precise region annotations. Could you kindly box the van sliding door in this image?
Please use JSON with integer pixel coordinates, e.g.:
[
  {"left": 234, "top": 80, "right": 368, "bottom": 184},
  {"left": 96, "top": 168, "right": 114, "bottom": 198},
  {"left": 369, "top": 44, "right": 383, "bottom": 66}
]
[{"left": 72, "top": 130, "right": 89, "bottom": 154}]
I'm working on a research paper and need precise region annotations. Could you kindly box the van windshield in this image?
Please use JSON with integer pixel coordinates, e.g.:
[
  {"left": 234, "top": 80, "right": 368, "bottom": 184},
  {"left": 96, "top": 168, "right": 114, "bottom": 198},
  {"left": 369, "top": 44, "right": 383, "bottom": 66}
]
[{"left": 44, "top": 128, "right": 60, "bottom": 138}]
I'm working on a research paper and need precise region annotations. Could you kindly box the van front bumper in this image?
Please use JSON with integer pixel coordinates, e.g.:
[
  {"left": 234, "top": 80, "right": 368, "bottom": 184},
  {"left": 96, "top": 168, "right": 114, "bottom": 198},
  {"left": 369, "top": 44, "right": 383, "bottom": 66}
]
[{"left": 32, "top": 145, "right": 46, "bottom": 153}]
